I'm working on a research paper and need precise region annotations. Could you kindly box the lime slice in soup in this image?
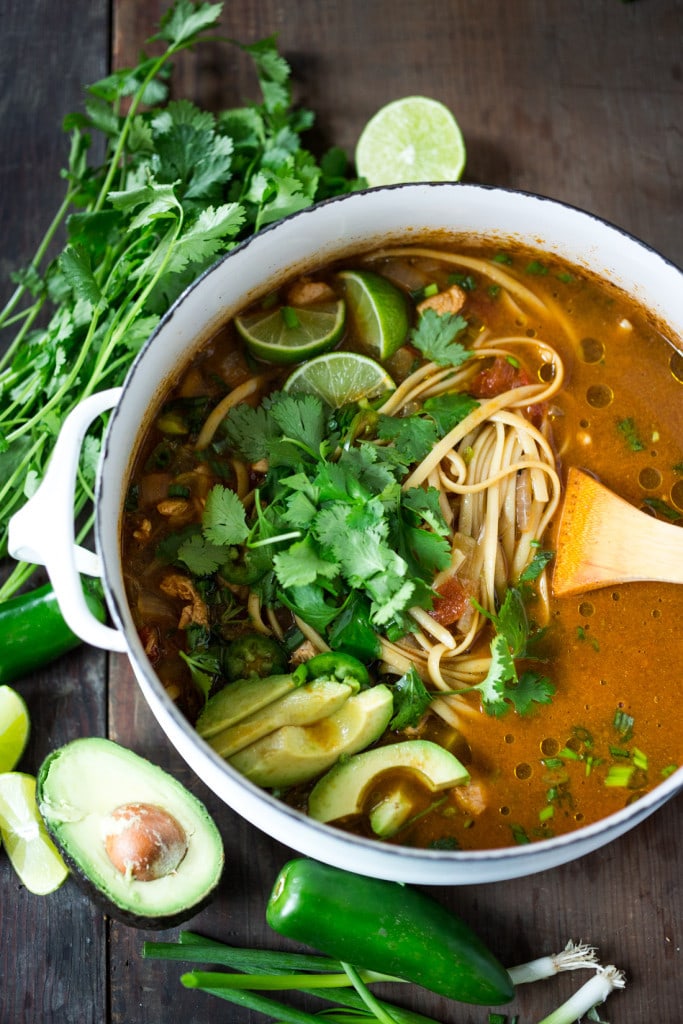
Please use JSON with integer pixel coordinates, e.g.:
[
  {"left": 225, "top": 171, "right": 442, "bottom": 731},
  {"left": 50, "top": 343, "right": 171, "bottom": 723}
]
[
  {"left": 235, "top": 300, "right": 346, "bottom": 364},
  {"left": 0, "top": 686, "right": 30, "bottom": 773},
  {"left": 337, "top": 269, "right": 409, "bottom": 359},
  {"left": 355, "top": 95, "right": 466, "bottom": 186},
  {"left": 0, "top": 772, "right": 68, "bottom": 895},
  {"left": 284, "top": 351, "right": 395, "bottom": 408}
]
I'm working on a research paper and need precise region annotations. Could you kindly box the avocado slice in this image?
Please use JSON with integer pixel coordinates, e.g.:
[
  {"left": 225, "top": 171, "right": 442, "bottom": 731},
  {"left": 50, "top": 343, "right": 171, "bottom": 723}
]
[
  {"left": 229, "top": 684, "right": 394, "bottom": 789},
  {"left": 37, "top": 737, "right": 224, "bottom": 929},
  {"left": 196, "top": 672, "right": 301, "bottom": 739},
  {"left": 207, "top": 680, "right": 356, "bottom": 758},
  {"left": 307, "top": 739, "right": 470, "bottom": 824}
]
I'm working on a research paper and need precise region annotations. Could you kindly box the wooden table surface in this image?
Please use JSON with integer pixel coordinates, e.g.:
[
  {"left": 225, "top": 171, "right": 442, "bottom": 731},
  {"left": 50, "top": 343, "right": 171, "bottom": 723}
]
[{"left": 1, "top": 1, "right": 681, "bottom": 1022}]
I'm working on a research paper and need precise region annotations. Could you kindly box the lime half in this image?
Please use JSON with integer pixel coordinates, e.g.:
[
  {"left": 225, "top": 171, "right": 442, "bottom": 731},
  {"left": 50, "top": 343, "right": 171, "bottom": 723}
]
[
  {"left": 284, "top": 352, "right": 395, "bottom": 408},
  {"left": 0, "top": 772, "right": 68, "bottom": 894},
  {"left": 356, "top": 96, "right": 466, "bottom": 186},
  {"left": 0, "top": 686, "right": 30, "bottom": 773},
  {"left": 337, "top": 269, "right": 409, "bottom": 360},
  {"left": 235, "top": 300, "right": 346, "bottom": 364}
]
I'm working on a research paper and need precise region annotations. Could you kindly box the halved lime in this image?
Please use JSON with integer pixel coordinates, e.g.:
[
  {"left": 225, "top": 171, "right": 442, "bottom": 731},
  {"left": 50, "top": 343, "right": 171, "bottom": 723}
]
[
  {"left": 284, "top": 351, "right": 395, "bottom": 408},
  {"left": 337, "top": 269, "right": 409, "bottom": 360},
  {"left": 0, "top": 772, "right": 68, "bottom": 894},
  {"left": 235, "top": 300, "right": 346, "bottom": 364},
  {"left": 355, "top": 95, "right": 466, "bottom": 186},
  {"left": 0, "top": 686, "right": 30, "bottom": 773}
]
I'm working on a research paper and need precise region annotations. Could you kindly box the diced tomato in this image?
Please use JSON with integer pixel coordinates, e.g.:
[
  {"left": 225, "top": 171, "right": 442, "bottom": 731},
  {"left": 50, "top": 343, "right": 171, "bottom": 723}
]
[
  {"left": 431, "top": 576, "right": 471, "bottom": 626},
  {"left": 470, "top": 357, "right": 544, "bottom": 426}
]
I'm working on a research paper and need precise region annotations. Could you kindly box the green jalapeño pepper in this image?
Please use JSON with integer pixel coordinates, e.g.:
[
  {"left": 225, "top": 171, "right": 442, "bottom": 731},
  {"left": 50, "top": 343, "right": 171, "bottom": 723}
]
[
  {"left": 0, "top": 580, "right": 106, "bottom": 684},
  {"left": 221, "top": 633, "right": 288, "bottom": 681},
  {"left": 266, "top": 858, "right": 514, "bottom": 1006},
  {"left": 301, "top": 651, "right": 370, "bottom": 688}
]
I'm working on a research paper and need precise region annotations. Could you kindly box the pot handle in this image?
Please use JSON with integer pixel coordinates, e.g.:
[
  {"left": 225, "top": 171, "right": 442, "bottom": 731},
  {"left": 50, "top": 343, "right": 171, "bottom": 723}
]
[{"left": 8, "top": 388, "right": 128, "bottom": 653}]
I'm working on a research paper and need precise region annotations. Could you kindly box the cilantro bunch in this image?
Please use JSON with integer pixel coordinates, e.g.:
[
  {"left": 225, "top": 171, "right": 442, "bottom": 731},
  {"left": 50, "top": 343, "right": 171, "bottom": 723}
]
[
  {"left": 174, "top": 388, "right": 486, "bottom": 645},
  {"left": 0, "top": 0, "right": 360, "bottom": 601}
]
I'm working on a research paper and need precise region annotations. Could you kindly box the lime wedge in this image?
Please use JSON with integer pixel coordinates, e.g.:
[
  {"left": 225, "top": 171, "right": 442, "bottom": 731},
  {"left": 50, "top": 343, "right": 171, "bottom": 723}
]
[
  {"left": 355, "top": 96, "right": 466, "bottom": 186},
  {"left": 0, "top": 686, "right": 30, "bottom": 773},
  {"left": 337, "top": 269, "right": 409, "bottom": 359},
  {"left": 284, "top": 352, "right": 395, "bottom": 408},
  {"left": 235, "top": 300, "right": 346, "bottom": 364},
  {"left": 0, "top": 772, "right": 68, "bottom": 894}
]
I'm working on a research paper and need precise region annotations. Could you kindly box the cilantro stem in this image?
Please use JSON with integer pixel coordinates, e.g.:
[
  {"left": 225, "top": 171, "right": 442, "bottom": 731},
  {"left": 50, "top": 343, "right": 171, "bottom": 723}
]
[
  {"left": 341, "top": 962, "right": 401, "bottom": 1023},
  {"left": 0, "top": 187, "right": 77, "bottom": 343}
]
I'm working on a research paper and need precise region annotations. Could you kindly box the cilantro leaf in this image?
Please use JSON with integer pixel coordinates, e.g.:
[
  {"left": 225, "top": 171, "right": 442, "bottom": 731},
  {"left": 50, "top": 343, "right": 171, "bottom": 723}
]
[
  {"left": 202, "top": 485, "right": 249, "bottom": 546},
  {"left": 377, "top": 414, "right": 439, "bottom": 463},
  {"left": 177, "top": 533, "right": 227, "bottom": 576},
  {"left": 508, "top": 671, "right": 556, "bottom": 715},
  {"left": 402, "top": 486, "right": 450, "bottom": 535},
  {"left": 475, "top": 587, "right": 529, "bottom": 658},
  {"left": 390, "top": 666, "right": 433, "bottom": 730},
  {"left": 518, "top": 547, "right": 554, "bottom": 583},
  {"left": 409, "top": 309, "right": 471, "bottom": 367},
  {"left": 423, "top": 392, "right": 479, "bottom": 435},
  {"left": 220, "top": 402, "right": 280, "bottom": 461},
  {"left": 266, "top": 391, "right": 328, "bottom": 456},
  {"left": 272, "top": 535, "right": 338, "bottom": 588},
  {"left": 477, "top": 634, "right": 518, "bottom": 716},
  {"left": 278, "top": 583, "right": 341, "bottom": 632},
  {"left": 154, "top": 0, "right": 223, "bottom": 46}
]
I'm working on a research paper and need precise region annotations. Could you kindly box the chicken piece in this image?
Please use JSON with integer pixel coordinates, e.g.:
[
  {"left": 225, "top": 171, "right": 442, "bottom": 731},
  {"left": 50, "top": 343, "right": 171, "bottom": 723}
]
[
  {"left": 132, "top": 518, "right": 152, "bottom": 543},
  {"left": 159, "top": 574, "right": 209, "bottom": 629},
  {"left": 156, "top": 498, "right": 192, "bottom": 518},
  {"left": 285, "top": 278, "right": 336, "bottom": 306},
  {"left": 452, "top": 779, "right": 488, "bottom": 817},
  {"left": 289, "top": 639, "right": 319, "bottom": 667},
  {"left": 417, "top": 282, "right": 466, "bottom": 317}
]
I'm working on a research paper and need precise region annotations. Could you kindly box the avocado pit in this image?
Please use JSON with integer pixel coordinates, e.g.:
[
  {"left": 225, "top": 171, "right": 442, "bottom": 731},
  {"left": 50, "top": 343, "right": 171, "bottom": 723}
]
[{"left": 104, "top": 802, "right": 188, "bottom": 881}]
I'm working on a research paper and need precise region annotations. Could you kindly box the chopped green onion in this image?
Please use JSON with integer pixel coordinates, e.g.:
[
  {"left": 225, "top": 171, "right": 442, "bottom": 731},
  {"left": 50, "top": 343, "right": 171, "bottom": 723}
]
[
  {"left": 539, "top": 805, "right": 554, "bottom": 822},
  {"left": 632, "top": 748, "right": 648, "bottom": 770},
  {"left": 605, "top": 764, "right": 634, "bottom": 787},
  {"left": 510, "top": 823, "right": 530, "bottom": 844},
  {"left": 662, "top": 764, "right": 678, "bottom": 778},
  {"left": 613, "top": 708, "right": 635, "bottom": 740},
  {"left": 558, "top": 747, "right": 580, "bottom": 761},
  {"left": 281, "top": 306, "right": 301, "bottom": 329},
  {"left": 168, "top": 483, "right": 191, "bottom": 498}
]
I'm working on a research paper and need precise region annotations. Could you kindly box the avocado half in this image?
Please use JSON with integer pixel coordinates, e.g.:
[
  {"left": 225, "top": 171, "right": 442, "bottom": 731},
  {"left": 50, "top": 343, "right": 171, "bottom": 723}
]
[{"left": 37, "top": 737, "right": 224, "bottom": 929}]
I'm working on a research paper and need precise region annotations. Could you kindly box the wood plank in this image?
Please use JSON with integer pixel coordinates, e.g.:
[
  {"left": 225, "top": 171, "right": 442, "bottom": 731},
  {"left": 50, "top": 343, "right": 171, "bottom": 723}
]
[{"left": 0, "top": 2, "right": 110, "bottom": 1020}]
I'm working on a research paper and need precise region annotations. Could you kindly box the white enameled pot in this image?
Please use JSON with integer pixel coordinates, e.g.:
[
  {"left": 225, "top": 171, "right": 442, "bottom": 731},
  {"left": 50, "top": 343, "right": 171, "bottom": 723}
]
[{"left": 9, "top": 183, "right": 683, "bottom": 884}]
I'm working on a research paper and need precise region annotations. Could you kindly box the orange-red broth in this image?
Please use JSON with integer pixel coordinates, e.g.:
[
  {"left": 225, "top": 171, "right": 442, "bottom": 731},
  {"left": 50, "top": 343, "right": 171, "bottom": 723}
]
[{"left": 122, "top": 242, "right": 683, "bottom": 851}]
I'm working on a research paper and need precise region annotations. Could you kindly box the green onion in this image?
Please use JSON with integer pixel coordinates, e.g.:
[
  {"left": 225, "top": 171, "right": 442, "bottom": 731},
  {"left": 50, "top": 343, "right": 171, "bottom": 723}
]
[
  {"left": 632, "top": 747, "right": 648, "bottom": 770},
  {"left": 535, "top": 965, "right": 626, "bottom": 1024},
  {"left": 281, "top": 306, "right": 301, "bottom": 329},
  {"left": 613, "top": 708, "right": 635, "bottom": 740},
  {"left": 604, "top": 764, "right": 634, "bottom": 787},
  {"left": 507, "top": 940, "right": 597, "bottom": 985}
]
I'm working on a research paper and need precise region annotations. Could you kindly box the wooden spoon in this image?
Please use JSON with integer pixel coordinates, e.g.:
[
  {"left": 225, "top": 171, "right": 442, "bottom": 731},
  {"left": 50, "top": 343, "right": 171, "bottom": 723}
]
[{"left": 552, "top": 467, "right": 683, "bottom": 597}]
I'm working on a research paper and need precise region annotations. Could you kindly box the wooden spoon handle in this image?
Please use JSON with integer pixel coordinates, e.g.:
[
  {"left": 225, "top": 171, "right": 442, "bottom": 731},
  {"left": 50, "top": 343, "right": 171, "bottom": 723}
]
[{"left": 552, "top": 469, "right": 683, "bottom": 596}]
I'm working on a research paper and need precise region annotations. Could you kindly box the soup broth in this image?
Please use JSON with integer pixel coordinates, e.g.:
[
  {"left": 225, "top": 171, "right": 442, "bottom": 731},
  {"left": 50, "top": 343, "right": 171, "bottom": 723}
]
[{"left": 122, "top": 239, "right": 683, "bottom": 851}]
